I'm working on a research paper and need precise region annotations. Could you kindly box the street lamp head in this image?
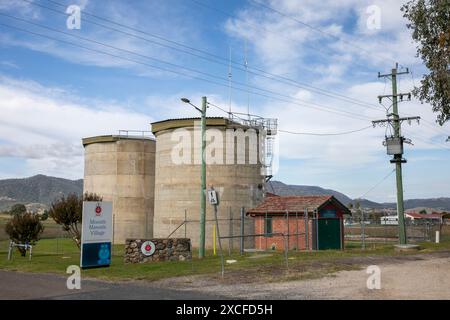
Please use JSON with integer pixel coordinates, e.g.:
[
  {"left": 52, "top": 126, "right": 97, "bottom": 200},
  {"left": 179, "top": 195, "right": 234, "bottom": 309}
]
[{"left": 181, "top": 98, "right": 190, "bottom": 104}]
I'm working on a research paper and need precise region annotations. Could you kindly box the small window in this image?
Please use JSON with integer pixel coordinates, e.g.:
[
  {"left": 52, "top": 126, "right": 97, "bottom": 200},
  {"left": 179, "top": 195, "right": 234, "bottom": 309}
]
[{"left": 264, "top": 217, "right": 273, "bottom": 237}]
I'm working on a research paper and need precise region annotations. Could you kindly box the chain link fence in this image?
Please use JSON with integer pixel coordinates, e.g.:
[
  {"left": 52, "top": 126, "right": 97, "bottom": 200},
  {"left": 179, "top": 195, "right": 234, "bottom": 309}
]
[
  {"left": 1, "top": 209, "right": 449, "bottom": 277},
  {"left": 165, "top": 207, "right": 317, "bottom": 253},
  {"left": 167, "top": 208, "right": 450, "bottom": 252},
  {"left": 344, "top": 217, "right": 450, "bottom": 249}
]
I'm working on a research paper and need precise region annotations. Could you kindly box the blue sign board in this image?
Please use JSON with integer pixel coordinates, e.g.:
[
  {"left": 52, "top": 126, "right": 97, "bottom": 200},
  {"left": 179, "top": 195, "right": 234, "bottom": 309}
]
[
  {"left": 81, "top": 242, "right": 111, "bottom": 268},
  {"left": 80, "top": 202, "right": 113, "bottom": 269}
]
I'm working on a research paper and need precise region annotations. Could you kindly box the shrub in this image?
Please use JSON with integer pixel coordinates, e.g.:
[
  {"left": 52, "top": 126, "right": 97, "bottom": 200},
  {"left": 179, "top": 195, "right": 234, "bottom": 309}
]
[
  {"left": 5, "top": 213, "right": 44, "bottom": 256},
  {"left": 9, "top": 204, "right": 27, "bottom": 216},
  {"left": 49, "top": 193, "right": 102, "bottom": 249},
  {"left": 40, "top": 210, "right": 49, "bottom": 221}
]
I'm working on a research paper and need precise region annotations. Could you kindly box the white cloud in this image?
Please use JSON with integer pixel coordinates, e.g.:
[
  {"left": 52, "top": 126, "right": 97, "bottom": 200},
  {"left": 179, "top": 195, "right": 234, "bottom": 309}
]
[
  {"left": 0, "top": 60, "right": 19, "bottom": 69},
  {"left": 0, "top": 0, "right": 41, "bottom": 19},
  {"left": 0, "top": 0, "right": 448, "bottom": 201},
  {"left": 0, "top": 75, "right": 154, "bottom": 179},
  {"left": 0, "top": 0, "right": 204, "bottom": 77},
  {"left": 224, "top": 0, "right": 421, "bottom": 81}
]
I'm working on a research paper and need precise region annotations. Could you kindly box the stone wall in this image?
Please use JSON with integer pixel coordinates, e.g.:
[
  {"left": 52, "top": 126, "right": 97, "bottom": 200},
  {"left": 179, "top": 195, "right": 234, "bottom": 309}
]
[{"left": 124, "top": 238, "right": 191, "bottom": 263}]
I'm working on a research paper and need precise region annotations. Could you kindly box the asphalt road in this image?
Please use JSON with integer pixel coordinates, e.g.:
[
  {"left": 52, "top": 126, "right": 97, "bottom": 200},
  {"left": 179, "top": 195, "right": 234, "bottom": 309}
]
[{"left": 0, "top": 271, "right": 225, "bottom": 300}]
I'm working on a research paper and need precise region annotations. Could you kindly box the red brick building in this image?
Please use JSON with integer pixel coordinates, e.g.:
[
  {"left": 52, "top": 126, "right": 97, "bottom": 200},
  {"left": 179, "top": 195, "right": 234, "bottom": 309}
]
[{"left": 247, "top": 195, "right": 351, "bottom": 250}]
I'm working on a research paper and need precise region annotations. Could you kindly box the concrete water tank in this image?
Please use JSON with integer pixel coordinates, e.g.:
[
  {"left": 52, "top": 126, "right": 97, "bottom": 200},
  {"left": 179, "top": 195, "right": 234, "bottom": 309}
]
[
  {"left": 151, "top": 117, "right": 265, "bottom": 249},
  {"left": 82, "top": 135, "right": 156, "bottom": 244}
]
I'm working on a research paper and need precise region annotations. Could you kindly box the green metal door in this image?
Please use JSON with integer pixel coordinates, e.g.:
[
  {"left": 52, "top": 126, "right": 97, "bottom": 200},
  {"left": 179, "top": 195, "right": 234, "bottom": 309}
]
[{"left": 317, "top": 219, "right": 341, "bottom": 250}]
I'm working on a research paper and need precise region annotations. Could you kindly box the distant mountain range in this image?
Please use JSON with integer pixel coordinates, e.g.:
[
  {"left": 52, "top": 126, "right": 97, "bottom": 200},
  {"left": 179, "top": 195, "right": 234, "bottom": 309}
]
[
  {"left": 267, "top": 181, "right": 353, "bottom": 204},
  {"left": 0, "top": 175, "right": 449, "bottom": 212},
  {"left": 267, "top": 181, "right": 450, "bottom": 211},
  {"left": 0, "top": 175, "right": 83, "bottom": 211}
]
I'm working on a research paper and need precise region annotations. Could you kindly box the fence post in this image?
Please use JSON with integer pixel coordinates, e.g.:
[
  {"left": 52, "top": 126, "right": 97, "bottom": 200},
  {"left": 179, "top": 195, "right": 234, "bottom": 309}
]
[
  {"left": 423, "top": 222, "right": 426, "bottom": 241},
  {"left": 315, "top": 209, "right": 319, "bottom": 250},
  {"left": 112, "top": 213, "right": 115, "bottom": 258},
  {"left": 283, "top": 234, "right": 289, "bottom": 271},
  {"left": 304, "top": 208, "right": 309, "bottom": 250},
  {"left": 213, "top": 204, "right": 224, "bottom": 278},
  {"left": 240, "top": 207, "right": 244, "bottom": 255},
  {"left": 296, "top": 211, "right": 299, "bottom": 251},
  {"left": 184, "top": 210, "right": 187, "bottom": 239},
  {"left": 286, "top": 210, "right": 290, "bottom": 250},
  {"left": 361, "top": 211, "right": 366, "bottom": 250},
  {"left": 7, "top": 241, "right": 13, "bottom": 261},
  {"left": 229, "top": 207, "right": 232, "bottom": 256},
  {"left": 265, "top": 211, "right": 268, "bottom": 250}
]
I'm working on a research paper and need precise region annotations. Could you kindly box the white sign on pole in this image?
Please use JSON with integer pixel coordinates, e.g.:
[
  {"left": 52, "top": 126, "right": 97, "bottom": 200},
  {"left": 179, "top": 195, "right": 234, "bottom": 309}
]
[
  {"left": 208, "top": 189, "right": 218, "bottom": 205},
  {"left": 80, "top": 201, "right": 113, "bottom": 268}
]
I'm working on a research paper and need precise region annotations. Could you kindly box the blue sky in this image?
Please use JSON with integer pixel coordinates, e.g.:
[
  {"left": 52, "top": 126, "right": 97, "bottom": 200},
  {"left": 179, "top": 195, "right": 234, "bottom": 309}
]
[{"left": 0, "top": 0, "right": 449, "bottom": 202}]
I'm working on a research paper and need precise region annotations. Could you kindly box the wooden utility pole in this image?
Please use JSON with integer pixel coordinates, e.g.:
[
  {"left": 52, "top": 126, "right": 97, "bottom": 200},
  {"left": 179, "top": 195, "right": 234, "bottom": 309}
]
[{"left": 373, "top": 64, "right": 420, "bottom": 245}]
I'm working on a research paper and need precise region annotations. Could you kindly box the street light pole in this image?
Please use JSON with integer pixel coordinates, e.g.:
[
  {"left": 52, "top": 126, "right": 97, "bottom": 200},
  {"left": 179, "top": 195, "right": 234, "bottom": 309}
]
[
  {"left": 199, "top": 96, "right": 207, "bottom": 258},
  {"left": 181, "top": 96, "right": 207, "bottom": 258}
]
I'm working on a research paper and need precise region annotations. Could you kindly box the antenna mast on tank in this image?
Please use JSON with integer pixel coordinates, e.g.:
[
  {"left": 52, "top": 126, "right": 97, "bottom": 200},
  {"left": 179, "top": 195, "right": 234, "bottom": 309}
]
[
  {"left": 228, "top": 45, "right": 232, "bottom": 116},
  {"left": 244, "top": 40, "right": 250, "bottom": 120}
]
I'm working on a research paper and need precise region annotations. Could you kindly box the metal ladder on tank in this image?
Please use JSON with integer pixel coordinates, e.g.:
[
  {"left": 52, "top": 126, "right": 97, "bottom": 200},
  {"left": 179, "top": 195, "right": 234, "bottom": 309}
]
[{"left": 263, "top": 119, "right": 277, "bottom": 182}]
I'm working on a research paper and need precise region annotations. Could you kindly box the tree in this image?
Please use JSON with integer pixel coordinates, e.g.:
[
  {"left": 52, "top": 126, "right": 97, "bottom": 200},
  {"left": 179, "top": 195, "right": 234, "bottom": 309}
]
[
  {"left": 355, "top": 201, "right": 363, "bottom": 222},
  {"left": 40, "top": 210, "right": 49, "bottom": 221},
  {"left": 402, "top": 0, "right": 450, "bottom": 125},
  {"left": 368, "top": 210, "right": 384, "bottom": 224},
  {"left": 9, "top": 204, "right": 27, "bottom": 216},
  {"left": 419, "top": 209, "right": 427, "bottom": 214},
  {"left": 49, "top": 193, "right": 102, "bottom": 249},
  {"left": 5, "top": 213, "right": 44, "bottom": 256}
]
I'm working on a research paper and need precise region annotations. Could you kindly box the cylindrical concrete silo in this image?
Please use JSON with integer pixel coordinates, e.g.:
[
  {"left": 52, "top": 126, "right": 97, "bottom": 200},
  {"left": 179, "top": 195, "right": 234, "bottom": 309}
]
[
  {"left": 82, "top": 135, "right": 155, "bottom": 244},
  {"left": 151, "top": 117, "right": 265, "bottom": 249}
]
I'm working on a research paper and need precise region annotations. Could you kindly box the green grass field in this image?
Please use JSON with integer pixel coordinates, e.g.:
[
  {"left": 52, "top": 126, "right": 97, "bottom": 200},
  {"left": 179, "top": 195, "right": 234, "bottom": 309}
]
[
  {"left": 1, "top": 236, "right": 449, "bottom": 283},
  {"left": 1, "top": 213, "right": 450, "bottom": 283},
  {"left": 0, "top": 238, "right": 285, "bottom": 282}
]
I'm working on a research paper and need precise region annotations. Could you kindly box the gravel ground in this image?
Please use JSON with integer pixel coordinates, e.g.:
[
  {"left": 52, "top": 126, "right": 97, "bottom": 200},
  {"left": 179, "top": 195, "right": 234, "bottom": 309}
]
[{"left": 150, "top": 251, "right": 450, "bottom": 300}]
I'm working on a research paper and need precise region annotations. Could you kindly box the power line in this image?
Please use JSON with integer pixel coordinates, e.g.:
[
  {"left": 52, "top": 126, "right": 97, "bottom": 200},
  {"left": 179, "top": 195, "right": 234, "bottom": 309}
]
[
  {"left": 20, "top": 0, "right": 383, "bottom": 112},
  {"left": 212, "top": 95, "right": 448, "bottom": 149},
  {"left": 401, "top": 129, "right": 450, "bottom": 151},
  {"left": 0, "top": 13, "right": 376, "bottom": 122},
  {"left": 188, "top": 0, "right": 383, "bottom": 111},
  {"left": 208, "top": 101, "right": 372, "bottom": 136},
  {"left": 247, "top": 0, "right": 407, "bottom": 69},
  {"left": 0, "top": 20, "right": 373, "bottom": 122},
  {"left": 278, "top": 126, "right": 373, "bottom": 136},
  {"left": 188, "top": 0, "right": 379, "bottom": 74},
  {"left": 356, "top": 169, "right": 395, "bottom": 200}
]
